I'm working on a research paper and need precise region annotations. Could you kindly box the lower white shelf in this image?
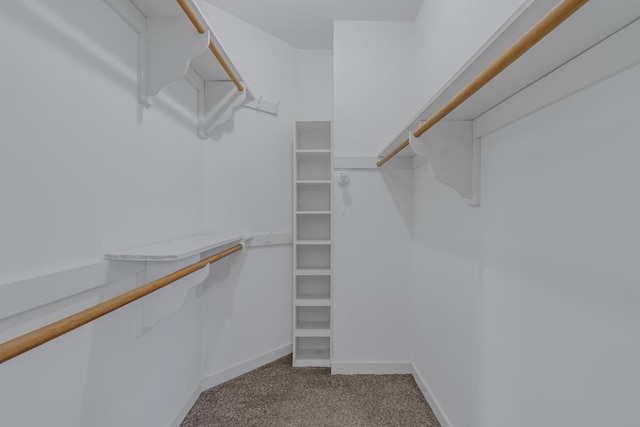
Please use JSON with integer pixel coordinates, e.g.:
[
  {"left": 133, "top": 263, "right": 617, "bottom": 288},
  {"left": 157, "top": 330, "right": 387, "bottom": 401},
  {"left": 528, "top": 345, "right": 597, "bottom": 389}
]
[
  {"left": 295, "top": 298, "right": 331, "bottom": 307},
  {"left": 295, "top": 325, "right": 331, "bottom": 338},
  {"left": 295, "top": 348, "right": 331, "bottom": 367},
  {"left": 295, "top": 268, "right": 331, "bottom": 276}
]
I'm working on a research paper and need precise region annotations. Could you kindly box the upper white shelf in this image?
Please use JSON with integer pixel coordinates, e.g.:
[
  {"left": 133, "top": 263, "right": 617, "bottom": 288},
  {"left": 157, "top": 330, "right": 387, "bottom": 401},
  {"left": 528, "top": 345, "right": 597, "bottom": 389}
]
[
  {"left": 378, "top": 0, "right": 640, "bottom": 158},
  {"left": 130, "top": 0, "right": 246, "bottom": 83},
  {"left": 105, "top": 233, "right": 244, "bottom": 261},
  {"left": 104, "top": 0, "right": 255, "bottom": 138}
]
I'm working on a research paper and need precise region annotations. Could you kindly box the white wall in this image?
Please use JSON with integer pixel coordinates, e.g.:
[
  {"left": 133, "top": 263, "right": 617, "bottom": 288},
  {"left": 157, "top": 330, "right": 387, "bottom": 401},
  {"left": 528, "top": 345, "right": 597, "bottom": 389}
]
[
  {"left": 0, "top": 1, "right": 288, "bottom": 426},
  {"left": 414, "top": 0, "right": 528, "bottom": 102},
  {"left": 334, "top": 21, "right": 420, "bottom": 157},
  {"left": 0, "top": 0, "right": 203, "bottom": 282},
  {"left": 413, "top": 62, "right": 640, "bottom": 427},
  {"left": 196, "top": 3, "right": 297, "bottom": 382},
  {"left": 332, "top": 21, "right": 415, "bottom": 368},
  {"left": 410, "top": 1, "right": 527, "bottom": 425},
  {"left": 298, "top": 49, "right": 333, "bottom": 121}
]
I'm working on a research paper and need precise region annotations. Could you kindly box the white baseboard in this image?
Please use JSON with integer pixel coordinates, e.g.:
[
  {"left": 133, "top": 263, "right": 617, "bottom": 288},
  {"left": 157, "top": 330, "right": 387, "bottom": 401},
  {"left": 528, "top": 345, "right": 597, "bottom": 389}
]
[
  {"left": 169, "top": 382, "right": 203, "bottom": 427},
  {"left": 171, "top": 350, "right": 452, "bottom": 427},
  {"left": 331, "top": 362, "right": 412, "bottom": 375},
  {"left": 170, "top": 345, "right": 292, "bottom": 427},
  {"left": 201, "top": 344, "right": 292, "bottom": 391},
  {"left": 411, "top": 365, "right": 453, "bottom": 427}
]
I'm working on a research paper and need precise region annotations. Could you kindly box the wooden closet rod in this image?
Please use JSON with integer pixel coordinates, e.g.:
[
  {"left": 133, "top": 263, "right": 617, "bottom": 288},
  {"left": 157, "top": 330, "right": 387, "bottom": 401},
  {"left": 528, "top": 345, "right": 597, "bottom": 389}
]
[
  {"left": 0, "top": 244, "right": 243, "bottom": 365},
  {"left": 376, "top": 0, "right": 589, "bottom": 167},
  {"left": 176, "top": 0, "right": 245, "bottom": 92}
]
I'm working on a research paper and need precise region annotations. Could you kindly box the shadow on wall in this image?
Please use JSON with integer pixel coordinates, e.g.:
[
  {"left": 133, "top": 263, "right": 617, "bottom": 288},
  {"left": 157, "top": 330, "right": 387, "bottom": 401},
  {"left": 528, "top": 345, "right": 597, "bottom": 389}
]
[
  {"left": 198, "top": 246, "right": 249, "bottom": 370},
  {"left": 0, "top": 0, "right": 200, "bottom": 134},
  {"left": 380, "top": 168, "right": 414, "bottom": 233}
]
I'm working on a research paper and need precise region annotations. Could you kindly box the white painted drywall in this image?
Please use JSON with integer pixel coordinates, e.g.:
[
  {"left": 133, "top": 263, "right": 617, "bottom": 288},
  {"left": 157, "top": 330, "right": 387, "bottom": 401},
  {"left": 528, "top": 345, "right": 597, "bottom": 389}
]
[
  {"left": 333, "top": 21, "right": 420, "bottom": 157},
  {"left": 0, "top": 1, "right": 284, "bottom": 426},
  {"left": 414, "top": 0, "right": 529, "bottom": 103},
  {"left": 298, "top": 49, "right": 333, "bottom": 121},
  {"left": 0, "top": 1, "right": 203, "bottom": 283},
  {"left": 196, "top": 3, "right": 297, "bottom": 383},
  {"left": 412, "top": 41, "right": 640, "bottom": 427},
  {"left": 332, "top": 21, "right": 416, "bottom": 366}
]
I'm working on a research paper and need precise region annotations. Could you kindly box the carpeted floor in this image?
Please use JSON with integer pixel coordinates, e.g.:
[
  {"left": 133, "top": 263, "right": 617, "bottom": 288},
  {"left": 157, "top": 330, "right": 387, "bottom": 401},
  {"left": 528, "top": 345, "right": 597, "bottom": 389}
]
[{"left": 180, "top": 355, "right": 440, "bottom": 427}]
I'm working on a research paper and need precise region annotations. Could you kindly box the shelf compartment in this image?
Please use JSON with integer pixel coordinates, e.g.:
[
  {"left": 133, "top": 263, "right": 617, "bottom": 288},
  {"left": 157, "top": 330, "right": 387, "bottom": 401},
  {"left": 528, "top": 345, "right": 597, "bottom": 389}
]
[
  {"left": 296, "top": 306, "right": 330, "bottom": 337},
  {"left": 297, "top": 184, "right": 331, "bottom": 212},
  {"left": 296, "top": 275, "right": 331, "bottom": 300},
  {"left": 296, "top": 245, "right": 330, "bottom": 270},
  {"left": 296, "top": 214, "right": 330, "bottom": 240},
  {"left": 297, "top": 154, "right": 331, "bottom": 181},
  {"left": 295, "top": 337, "right": 330, "bottom": 367},
  {"left": 296, "top": 122, "right": 331, "bottom": 150}
]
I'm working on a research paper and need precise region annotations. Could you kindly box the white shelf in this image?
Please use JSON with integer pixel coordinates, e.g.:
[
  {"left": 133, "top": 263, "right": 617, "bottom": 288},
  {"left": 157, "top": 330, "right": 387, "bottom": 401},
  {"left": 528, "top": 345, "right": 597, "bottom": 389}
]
[
  {"left": 295, "top": 327, "right": 331, "bottom": 338},
  {"left": 296, "top": 149, "right": 332, "bottom": 156},
  {"left": 296, "top": 298, "right": 331, "bottom": 307},
  {"left": 378, "top": 1, "right": 640, "bottom": 159},
  {"left": 296, "top": 240, "right": 331, "bottom": 245},
  {"left": 296, "top": 180, "right": 331, "bottom": 185},
  {"left": 295, "top": 269, "right": 331, "bottom": 277},
  {"left": 104, "top": 233, "right": 244, "bottom": 261},
  {"left": 296, "top": 348, "right": 330, "bottom": 366},
  {"left": 294, "top": 357, "right": 330, "bottom": 368},
  {"left": 296, "top": 211, "right": 331, "bottom": 215}
]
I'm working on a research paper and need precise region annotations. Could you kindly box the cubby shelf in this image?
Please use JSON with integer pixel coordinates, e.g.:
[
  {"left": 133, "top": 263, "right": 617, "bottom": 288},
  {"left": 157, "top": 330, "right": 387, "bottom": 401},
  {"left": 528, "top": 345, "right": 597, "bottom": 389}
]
[
  {"left": 295, "top": 327, "right": 331, "bottom": 338},
  {"left": 296, "top": 240, "right": 331, "bottom": 245},
  {"left": 296, "top": 149, "right": 332, "bottom": 155},
  {"left": 295, "top": 298, "right": 331, "bottom": 307},
  {"left": 296, "top": 180, "right": 331, "bottom": 185},
  {"left": 295, "top": 269, "right": 331, "bottom": 276},
  {"left": 293, "top": 121, "right": 332, "bottom": 368},
  {"left": 296, "top": 349, "right": 330, "bottom": 367}
]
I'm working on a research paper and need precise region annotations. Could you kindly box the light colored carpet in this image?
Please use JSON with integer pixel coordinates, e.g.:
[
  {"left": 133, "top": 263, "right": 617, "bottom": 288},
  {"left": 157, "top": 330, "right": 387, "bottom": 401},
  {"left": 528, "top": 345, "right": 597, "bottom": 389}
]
[{"left": 181, "top": 355, "right": 440, "bottom": 427}]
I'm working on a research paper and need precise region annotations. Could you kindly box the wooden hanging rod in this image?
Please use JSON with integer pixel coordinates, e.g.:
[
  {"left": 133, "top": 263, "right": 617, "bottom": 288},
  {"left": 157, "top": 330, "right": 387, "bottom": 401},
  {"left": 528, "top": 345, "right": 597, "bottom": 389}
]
[
  {"left": 376, "top": 0, "right": 589, "bottom": 167},
  {"left": 176, "top": 0, "right": 245, "bottom": 92},
  {"left": 0, "top": 243, "right": 243, "bottom": 365}
]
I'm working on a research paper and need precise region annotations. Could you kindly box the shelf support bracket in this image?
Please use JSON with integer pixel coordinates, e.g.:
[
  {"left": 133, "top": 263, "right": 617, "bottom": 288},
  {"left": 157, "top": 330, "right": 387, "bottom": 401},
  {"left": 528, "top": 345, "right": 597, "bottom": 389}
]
[
  {"left": 136, "top": 257, "right": 211, "bottom": 337},
  {"left": 409, "top": 120, "right": 480, "bottom": 206},
  {"left": 143, "top": 17, "right": 209, "bottom": 105},
  {"left": 198, "top": 81, "right": 251, "bottom": 138}
]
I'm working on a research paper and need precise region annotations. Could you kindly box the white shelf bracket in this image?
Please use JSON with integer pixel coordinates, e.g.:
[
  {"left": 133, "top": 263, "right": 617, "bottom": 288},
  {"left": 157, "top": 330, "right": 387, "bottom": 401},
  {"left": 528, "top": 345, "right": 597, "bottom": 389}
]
[
  {"left": 243, "top": 96, "right": 280, "bottom": 116},
  {"left": 198, "top": 81, "right": 251, "bottom": 138},
  {"left": 409, "top": 120, "right": 480, "bottom": 206},
  {"left": 144, "top": 17, "right": 209, "bottom": 104},
  {"left": 137, "top": 259, "right": 211, "bottom": 337}
]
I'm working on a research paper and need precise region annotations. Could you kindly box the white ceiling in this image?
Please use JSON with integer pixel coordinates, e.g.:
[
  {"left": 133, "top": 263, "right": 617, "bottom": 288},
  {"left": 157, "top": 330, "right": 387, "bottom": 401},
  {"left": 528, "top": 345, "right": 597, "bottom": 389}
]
[{"left": 203, "top": 0, "right": 424, "bottom": 49}]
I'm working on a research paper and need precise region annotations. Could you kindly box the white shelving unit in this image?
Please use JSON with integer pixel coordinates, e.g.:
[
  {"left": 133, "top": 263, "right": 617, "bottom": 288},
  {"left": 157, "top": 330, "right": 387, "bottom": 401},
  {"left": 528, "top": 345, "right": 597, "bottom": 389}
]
[
  {"left": 377, "top": 1, "right": 640, "bottom": 206},
  {"left": 293, "top": 121, "right": 332, "bottom": 368}
]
